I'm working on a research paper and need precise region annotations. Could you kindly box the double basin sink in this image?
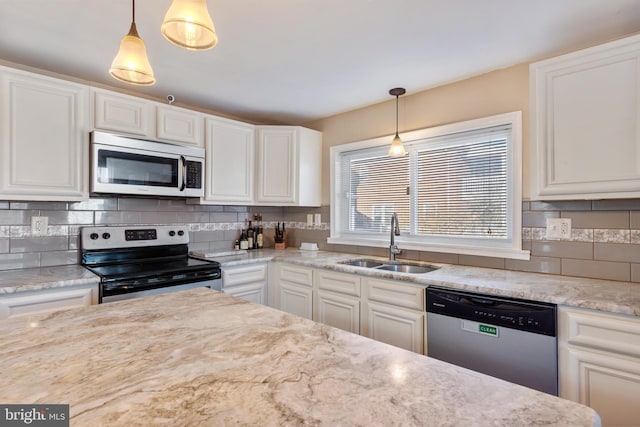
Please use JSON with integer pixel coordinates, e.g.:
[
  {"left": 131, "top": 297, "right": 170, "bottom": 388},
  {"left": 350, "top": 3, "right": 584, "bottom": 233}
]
[{"left": 338, "top": 259, "right": 438, "bottom": 275}]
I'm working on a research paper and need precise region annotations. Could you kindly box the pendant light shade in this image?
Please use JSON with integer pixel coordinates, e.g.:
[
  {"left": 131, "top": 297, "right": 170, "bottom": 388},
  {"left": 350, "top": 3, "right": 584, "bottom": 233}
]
[
  {"left": 109, "top": 1, "right": 155, "bottom": 86},
  {"left": 388, "top": 87, "right": 407, "bottom": 157},
  {"left": 161, "top": 0, "right": 218, "bottom": 51}
]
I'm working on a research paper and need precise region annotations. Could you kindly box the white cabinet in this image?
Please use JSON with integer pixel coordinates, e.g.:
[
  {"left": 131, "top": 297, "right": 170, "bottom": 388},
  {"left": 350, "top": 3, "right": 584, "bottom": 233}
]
[
  {"left": 92, "top": 88, "right": 203, "bottom": 147},
  {"left": 559, "top": 306, "right": 640, "bottom": 427},
  {"left": 0, "top": 67, "right": 89, "bottom": 201},
  {"left": 200, "top": 116, "right": 255, "bottom": 204},
  {"left": 222, "top": 263, "right": 267, "bottom": 305},
  {"left": 276, "top": 264, "right": 313, "bottom": 319},
  {"left": 255, "top": 126, "right": 322, "bottom": 206},
  {"left": 314, "top": 270, "right": 361, "bottom": 334},
  {"left": 0, "top": 284, "right": 98, "bottom": 320},
  {"left": 92, "top": 88, "right": 152, "bottom": 136},
  {"left": 530, "top": 34, "right": 640, "bottom": 200},
  {"left": 156, "top": 104, "right": 203, "bottom": 147},
  {"left": 361, "top": 277, "right": 425, "bottom": 354},
  {"left": 273, "top": 263, "right": 425, "bottom": 354}
]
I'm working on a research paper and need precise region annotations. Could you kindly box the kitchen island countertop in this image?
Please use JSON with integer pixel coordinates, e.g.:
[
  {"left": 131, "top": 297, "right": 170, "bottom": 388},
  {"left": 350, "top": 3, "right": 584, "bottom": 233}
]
[{"left": 0, "top": 288, "right": 600, "bottom": 426}]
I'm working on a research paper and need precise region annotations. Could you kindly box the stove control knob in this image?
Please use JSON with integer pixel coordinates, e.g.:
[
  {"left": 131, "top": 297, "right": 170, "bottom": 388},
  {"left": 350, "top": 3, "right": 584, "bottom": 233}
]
[
  {"left": 90, "top": 233, "right": 99, "bottom": 240},
  {"left": 102, "top": 232, "right": 111, "bottom": 240},
  {"left": 169, "top": 230, "right": 176, "bottom": 237},
  {"left": 177, "top": 230, "right": 184, "bottom": 236}
]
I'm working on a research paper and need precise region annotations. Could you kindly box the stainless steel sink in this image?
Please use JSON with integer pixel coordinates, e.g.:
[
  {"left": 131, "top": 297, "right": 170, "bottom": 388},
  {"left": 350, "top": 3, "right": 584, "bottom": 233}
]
[
  {"left": 376, "top": 264, "right": 436, "bottom": 274},
  {"left": 339, "top": 259, "right": 437, "bottom": 275},
  {"left": 339, "top": 259, "right": 385, "bottom": 268}
]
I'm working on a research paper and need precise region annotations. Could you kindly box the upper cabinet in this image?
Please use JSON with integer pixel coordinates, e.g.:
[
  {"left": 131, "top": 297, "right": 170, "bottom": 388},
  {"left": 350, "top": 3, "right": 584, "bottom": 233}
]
[
  {"left": 200, "top": 116, "right": 255, "bottom": 204},
  {"left": 0, "top": 66, "right": 89, "bottom": 201},
  {"left": 256, "top": 126, "right": 322, "bottom": 206},
  {"left": 91, "top": 88, "right": 204, "bottom": 147},
  {"left": 530, "top": 34, "right": 640, "bottom": 200},
  {"left": 92, "top": 88, "right": 152, "bottom": 136}
]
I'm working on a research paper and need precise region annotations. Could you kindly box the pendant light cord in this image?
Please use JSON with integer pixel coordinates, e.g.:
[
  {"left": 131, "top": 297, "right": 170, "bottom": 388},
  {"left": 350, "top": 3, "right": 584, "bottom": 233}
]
[
  {"left": 132, "top": 0, "right": 135, "bottom": 23},
  {"left": 395, "top": 94, "right": 399, "bottom": 137}
]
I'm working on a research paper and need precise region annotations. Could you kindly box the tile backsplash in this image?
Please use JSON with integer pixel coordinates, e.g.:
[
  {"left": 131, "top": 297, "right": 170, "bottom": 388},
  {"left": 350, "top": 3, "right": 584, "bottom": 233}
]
[{"left": 1, "top": 198, "right": 639, "bottom": 283}]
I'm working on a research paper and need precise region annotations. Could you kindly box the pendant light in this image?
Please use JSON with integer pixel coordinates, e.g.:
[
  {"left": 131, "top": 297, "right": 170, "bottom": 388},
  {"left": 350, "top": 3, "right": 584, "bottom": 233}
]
[
  {"left": 161, "top": 0, "right": 218, "bottom": 51},
  {"left": 109, "top": 0, "right": 155, "bottom": 86},
  {"left": 388, "top": 87, "right": 407, "bottom": 157}
]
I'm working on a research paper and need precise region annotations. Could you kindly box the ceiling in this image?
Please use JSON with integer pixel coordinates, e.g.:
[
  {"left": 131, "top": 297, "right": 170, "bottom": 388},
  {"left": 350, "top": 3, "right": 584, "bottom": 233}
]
[{"left": 1, "top": 1, "right": 640, "bottom": 125}]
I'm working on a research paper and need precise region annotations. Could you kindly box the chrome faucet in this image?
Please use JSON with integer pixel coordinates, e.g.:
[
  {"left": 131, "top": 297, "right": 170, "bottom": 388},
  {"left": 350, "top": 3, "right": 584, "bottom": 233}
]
[{"left": 389, "top": 212, "right": 401, "bottom": 261}]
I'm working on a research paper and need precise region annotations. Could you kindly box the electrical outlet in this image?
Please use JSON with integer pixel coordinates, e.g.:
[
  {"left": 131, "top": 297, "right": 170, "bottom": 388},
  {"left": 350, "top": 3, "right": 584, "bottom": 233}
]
[
  {"left": 314, "top": 213, "right": 322, "bottom": 226},
  {"left": 307, "top": 214, "right": 313, "bottom": 226},
  {"left": 546, "top": 218, "right": 571, "bottom": 240},
  {"left": 31, "top": 216, "right": 48, "bottom": 236}
]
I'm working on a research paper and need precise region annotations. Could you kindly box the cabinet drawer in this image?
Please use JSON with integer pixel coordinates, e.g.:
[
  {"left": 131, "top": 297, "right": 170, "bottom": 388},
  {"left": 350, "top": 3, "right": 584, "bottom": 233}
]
[
  {"left": 560, "top": 306, "right": 640, "bottom": 358},
  {"left": 279, "top": 264, "right": 313, "bottom": 287},
  {"left": 315, "top": 270, "right": 360, "bottom": 296},
  {"left": 0, "top": 286, "right": 97, "bottom": 319},
  {"left": 222, "top": 264, "right": 267, "bottom": 287},
  {"left": 365, "top": 278, "right": 424, "bottom": 310}
]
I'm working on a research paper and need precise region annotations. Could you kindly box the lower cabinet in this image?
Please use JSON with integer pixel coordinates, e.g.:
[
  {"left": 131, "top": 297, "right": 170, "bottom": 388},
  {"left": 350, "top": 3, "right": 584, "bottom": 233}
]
[
  {"left": 314, "top": 270, "right": 361, "bottom": 334},
  {"left": 362, "top": 277, "right": 425, "bottom": 354},
  {"left": 222, "top": 263, "right": 268, "bottom": 305},
  {"left": 277, "top": 264, "right": 313, "bottom": 319},
  {"left": 280, "top": 282, "right": 313, "bottom": 319},
  {"left": 363, "top": 300, "right": 424, "bottom": 354},
  {"left": 0, "top": 284, "right": 98, "bottom": 320},
  {"left": 274, "top": 263, "right": 425, "bottom": 354},
  {"left": 558, "top": 306, "right": 640, "bottom": 427}
]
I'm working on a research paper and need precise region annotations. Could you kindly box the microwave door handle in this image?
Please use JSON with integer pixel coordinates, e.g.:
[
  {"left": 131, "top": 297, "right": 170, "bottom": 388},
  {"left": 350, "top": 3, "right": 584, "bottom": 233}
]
[{"left": 180, "top": 156, "right": 186, "bottom": 191}]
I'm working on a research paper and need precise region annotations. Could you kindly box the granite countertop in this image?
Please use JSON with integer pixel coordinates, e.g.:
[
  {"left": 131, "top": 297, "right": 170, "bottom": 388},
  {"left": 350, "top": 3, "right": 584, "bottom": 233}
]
[
  {"left": 206, "top": 249, "right": 640, "bottom": 317},
  {"left": 1, "top": 248, "right": 639, "bottom": 317},
  {"left": 0, "top": 264, "right": 99, "bottom": 295},
  {"left": 0, "top": 288, "right": 600, "bottom": 426}
]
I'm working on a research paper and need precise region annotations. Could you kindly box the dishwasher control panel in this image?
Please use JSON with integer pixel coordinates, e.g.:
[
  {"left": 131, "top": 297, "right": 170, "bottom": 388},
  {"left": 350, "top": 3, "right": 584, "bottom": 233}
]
[{"left": 426, "top": 287, "right": 556, "bottom": 336}]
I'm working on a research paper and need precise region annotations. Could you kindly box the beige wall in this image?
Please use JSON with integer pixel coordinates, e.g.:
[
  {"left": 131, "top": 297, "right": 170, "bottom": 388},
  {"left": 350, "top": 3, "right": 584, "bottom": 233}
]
[{"left": 304, "top": 63, "right": 530, "bottom": 205}]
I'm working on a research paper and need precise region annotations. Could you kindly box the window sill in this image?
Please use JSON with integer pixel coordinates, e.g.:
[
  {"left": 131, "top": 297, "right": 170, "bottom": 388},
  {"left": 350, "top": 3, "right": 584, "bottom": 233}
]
[{"left": 327, "top": 236, "right": 531, "bottom": 261}]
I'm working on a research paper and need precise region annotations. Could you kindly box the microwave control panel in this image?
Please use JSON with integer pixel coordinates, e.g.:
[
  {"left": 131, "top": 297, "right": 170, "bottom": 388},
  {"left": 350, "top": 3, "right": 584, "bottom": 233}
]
[{"left": 186, "top": 161, "right": 202, "bottom": 189}]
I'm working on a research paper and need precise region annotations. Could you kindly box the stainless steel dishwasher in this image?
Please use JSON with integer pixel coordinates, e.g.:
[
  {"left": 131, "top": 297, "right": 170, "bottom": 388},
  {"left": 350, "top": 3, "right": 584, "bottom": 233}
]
[{"left": 426, "top": 287, "right": 557, "bottom": 395}]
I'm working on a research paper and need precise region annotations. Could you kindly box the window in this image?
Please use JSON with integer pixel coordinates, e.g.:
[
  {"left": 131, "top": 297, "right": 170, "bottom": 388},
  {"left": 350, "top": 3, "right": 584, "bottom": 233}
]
[{"left": 329, "top": 112, "right": 529, "bottom": 260}]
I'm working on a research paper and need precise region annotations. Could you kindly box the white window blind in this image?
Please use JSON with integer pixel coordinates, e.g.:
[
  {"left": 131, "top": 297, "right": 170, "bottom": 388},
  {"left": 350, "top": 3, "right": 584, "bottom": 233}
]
[
  {"left": 414, "top": 127, "right": 509, "bottom": 239},
  {"left": 330, "top": 111, "right": 527, "bottom": 259},
  {"left": 344, "top": 150, "right": 410, "bottom": 233}
]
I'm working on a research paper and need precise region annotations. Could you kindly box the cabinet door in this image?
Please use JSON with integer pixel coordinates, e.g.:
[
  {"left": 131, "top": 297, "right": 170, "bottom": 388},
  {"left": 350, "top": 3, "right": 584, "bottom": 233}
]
[
  {"left": 363, "top": 300, "right": 424, "bottom": 354},
  {"left": 558, "top": 306, "right": 640, "bottom": 426},
  {"left": 0, "top": 68, "right": 88, "bottom": 200},
  {"left": 316, "top": 290, "right": 360, "bottom": 334},
  {"left": 224, "top": 283, "right": 265, "bottom": 305},
  {"left": 156, "top": 105, "right": 203, "bottom": 147},
  {"left": 222, "top": 263, "right": 267, "bottom": 305},
  {"left": 256, "top": 127, "right": 297, "bottom": 204},
  {"left": 560, "top": 345, "right": 640, "bottom": 426},
  {"left": 92, "top": 88, "right": 152, "bottom": 136},
  {"left": 530, "top": 34, "right": 640, "bottom": 199},
  {"left": 203, "top": 116, "right": 255, "bottom": 204},
  {"left": 0, "top": 286, "right": 97, "bottom": 320},
  {"left": 279, "top": 282, "right": 313, "bottom": 320}
]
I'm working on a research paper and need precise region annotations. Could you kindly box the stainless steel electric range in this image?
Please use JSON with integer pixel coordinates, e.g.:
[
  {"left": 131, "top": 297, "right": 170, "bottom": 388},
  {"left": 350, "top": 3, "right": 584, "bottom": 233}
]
[{"left": 81, "top": 225, "right": 221, "bottom": 303}]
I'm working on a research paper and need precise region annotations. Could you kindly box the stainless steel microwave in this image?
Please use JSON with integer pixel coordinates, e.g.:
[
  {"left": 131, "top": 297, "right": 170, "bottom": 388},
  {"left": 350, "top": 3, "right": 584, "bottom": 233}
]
[{"left": 90, "top": 131, "right": 205, "bottom": 198}]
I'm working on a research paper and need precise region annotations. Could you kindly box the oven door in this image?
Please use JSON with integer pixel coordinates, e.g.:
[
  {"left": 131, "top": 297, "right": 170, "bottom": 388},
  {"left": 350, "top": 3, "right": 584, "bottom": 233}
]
[{"left": 101, "top": 277, "right": 222, "bottom": 303}]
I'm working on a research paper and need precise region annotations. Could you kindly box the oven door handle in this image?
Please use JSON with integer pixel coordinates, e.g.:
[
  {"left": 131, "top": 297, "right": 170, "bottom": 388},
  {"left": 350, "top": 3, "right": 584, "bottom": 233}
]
[{"left": 180, "top": 155, "right": 187, "bottom": 191}]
